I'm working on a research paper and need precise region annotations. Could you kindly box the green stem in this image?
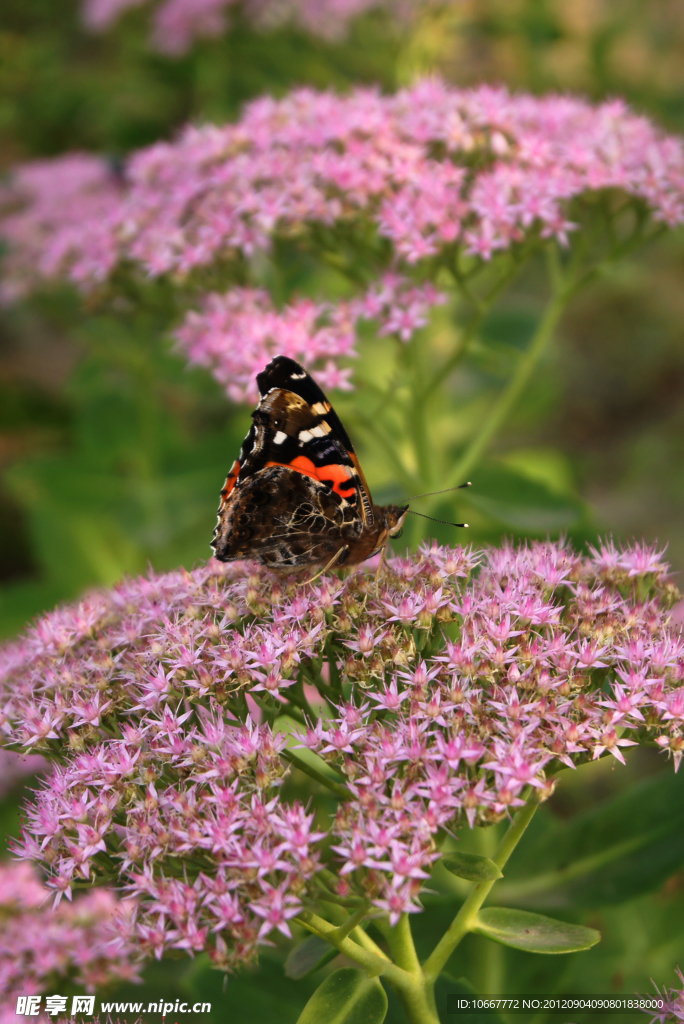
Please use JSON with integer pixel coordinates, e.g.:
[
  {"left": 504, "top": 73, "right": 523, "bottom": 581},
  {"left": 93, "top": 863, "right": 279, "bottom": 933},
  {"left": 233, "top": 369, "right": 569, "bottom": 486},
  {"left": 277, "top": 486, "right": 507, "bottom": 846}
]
[
  {"left": 447, "top": 278, "right": 569, "bottom": 487},
  {"left": 384, "top": 914, "right": 422, "bottom": 974},
  {"left": 322, "top": 902, "right": 393, "bottom": 961},
  {"left": 355, "top": 409, "right": 418, "bottom": 492},
  {"left": 397, "top": 984, "right": 442, "bottom": 1024},
  {"left": 249, "top": 693, "right": 284, "bottom": 726},
  {"left": 317, "top": 888, "right": 368, "bottom": 908},
  {"left": 422, "top": 787, "right": 541, "bottom": 984},
  {"left": 280, "top": 750, "right": 351, "bottom": 799},
  {"left": 280, "top": 697, "right": 310, "bottom": 725},
  {"left": 331, "top": 905, "right": 371, "bottom": 942},
  {"left": 325, "top": 639, "right": 343, "bottom": 696},
  {"left": 296, "top": 910, "right": 409, "bottom": 985},
  {"left": 297, "top": 910, "right": 441, "bottom": 1023},
  {"left": 372, "top": 917, "right": 440, "bottom": 1022},
  {"left": 300, "top": 668, "right": 338, "bottom": 707},
  {"left": 350, "top": 925, "right": 392, "bottom": 962},
  {"left": 425, "top": 255, "right": 523, "bottom": 399},
  {"left": 564, "top": 222, "right": 665, "bottom": 301},
  {"left": 407, "top": 335, "right": 433, "bottom": 490}
]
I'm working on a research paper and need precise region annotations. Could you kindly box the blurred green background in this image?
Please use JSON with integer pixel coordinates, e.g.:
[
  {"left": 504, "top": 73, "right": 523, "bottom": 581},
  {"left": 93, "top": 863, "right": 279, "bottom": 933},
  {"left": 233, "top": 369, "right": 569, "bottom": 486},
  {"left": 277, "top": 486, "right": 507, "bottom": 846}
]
[{"left": 1, "top": 0, "right": 684, "bottom": 1019}]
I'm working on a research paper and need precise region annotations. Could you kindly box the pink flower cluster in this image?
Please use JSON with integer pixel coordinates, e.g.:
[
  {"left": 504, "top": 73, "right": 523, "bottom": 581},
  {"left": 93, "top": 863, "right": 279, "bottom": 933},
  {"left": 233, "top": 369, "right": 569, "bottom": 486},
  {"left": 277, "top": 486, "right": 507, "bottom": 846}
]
[
  {"left": 148, "top": 0, "right": 230, "bottom": 52},
  {"left": 82, "top": 0, "right": 436, "bottom": 53},
  {"left": 2, "top": 82, "right": 683, "bottom": 300},
  {"left": 83, "top": 0, "right": 144, "bottom": 32},
  {"left": 176, "top": 287, "right": 356, "bottom": 404},
  {"left": 0, "top": 862, "right": 139, "bottom": 1019},
  {"left": 1, "top": 539, "right": 682, "bottom": 956},
  {"left": 647, "top": 969, "right": 684, "bottom": 1024},
  {"left": 0, "top": 155, "right": 122, "bottom": 304},
  {"left": 174, "top": 275, "right": 445, "bottom": 402}
]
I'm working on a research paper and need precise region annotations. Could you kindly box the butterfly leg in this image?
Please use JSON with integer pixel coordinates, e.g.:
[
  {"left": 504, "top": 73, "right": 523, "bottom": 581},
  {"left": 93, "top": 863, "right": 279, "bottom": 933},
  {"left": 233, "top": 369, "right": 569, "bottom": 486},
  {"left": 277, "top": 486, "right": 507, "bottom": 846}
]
[{"left": 305, "top": 545, "right": 349, "bottom": 585}]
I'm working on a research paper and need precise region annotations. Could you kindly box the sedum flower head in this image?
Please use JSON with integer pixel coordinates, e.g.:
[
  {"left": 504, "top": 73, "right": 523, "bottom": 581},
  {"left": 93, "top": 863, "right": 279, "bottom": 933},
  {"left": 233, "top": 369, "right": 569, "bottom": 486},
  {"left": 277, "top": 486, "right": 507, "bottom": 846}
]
[
  {"left": 0, "top": 154, "right": 122, "bottom": 305},
  {"left": 0, "top": 540, "right": 682, "bottom": 961},
  {"left": 2, "top": 82, "right": 683, "bottom": 291},
  {"left": 3, "top": 84, "right": 683, "bottom": 401},
  {"left": 0, "top": 861, "right": 139, "bottom": 1011},
  {"left": 173, "top": 276, "right": 445, "bottom": 401}
]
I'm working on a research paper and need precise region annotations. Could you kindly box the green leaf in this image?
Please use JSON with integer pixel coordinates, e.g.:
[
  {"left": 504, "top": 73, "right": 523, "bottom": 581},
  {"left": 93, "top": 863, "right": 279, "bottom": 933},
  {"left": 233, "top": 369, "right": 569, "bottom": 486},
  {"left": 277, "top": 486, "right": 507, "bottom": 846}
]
[
  {"left": 296, "top": 968, "right": 388, "bottom": 1024},
  {"left": 500, "top": 447, "right": 576, "bottom": 495},
  {"left": 464, "top": 462, "right": 585, "bottom": 532},
  {"left": 473, "top": 908, "right": 600, "bottom": 953},
  {"left": 285, "top": 935, "right": 338, "bottom": 979},
  {"left": 441, "top": 852, "right": 503, "bottom": 882},
  {"left": 498, "top": 771, "right": 684, "bottom": 908}
]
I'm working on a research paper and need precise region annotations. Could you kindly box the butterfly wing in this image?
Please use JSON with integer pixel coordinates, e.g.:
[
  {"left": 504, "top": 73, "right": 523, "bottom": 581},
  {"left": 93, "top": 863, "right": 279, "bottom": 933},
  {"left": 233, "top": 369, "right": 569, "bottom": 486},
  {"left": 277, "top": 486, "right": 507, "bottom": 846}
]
[
  {"left": 255, "top": 356, "right": 374, "bottom": 526},
  {"left": 213, "top": 463, "right": 361, "bottom": 568},
  {"left": 213, "top": 356, "right": 376, "bottom": 568}
]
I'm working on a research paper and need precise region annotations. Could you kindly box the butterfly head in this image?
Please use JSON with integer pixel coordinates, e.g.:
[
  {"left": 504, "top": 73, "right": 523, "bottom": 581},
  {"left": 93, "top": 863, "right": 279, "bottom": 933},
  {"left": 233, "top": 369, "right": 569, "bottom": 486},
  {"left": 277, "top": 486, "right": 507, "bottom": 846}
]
[
  {"left": 377, "top": 503, "right": 409, "bottom": 543},
  {"left": 386, "top": 504, "right": 409, "bottom": 534}
]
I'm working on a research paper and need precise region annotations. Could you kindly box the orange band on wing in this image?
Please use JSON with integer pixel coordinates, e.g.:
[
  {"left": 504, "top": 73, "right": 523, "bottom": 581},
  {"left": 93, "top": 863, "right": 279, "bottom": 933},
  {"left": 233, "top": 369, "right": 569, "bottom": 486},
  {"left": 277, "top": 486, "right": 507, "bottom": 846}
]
[
  {"left": 266, "top": 455, "right": 357, "bottom": 500},
  {"left": 220, "top": 459, "right": 241, "bottom": 502}
]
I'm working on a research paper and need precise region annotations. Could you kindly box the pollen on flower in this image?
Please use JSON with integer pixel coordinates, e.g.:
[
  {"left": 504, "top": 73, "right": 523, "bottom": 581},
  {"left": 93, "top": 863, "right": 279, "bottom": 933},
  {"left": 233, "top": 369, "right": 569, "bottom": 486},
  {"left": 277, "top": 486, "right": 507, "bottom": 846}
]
[{"left": 0, "top": 539, "right": 682, "bottom": 970}]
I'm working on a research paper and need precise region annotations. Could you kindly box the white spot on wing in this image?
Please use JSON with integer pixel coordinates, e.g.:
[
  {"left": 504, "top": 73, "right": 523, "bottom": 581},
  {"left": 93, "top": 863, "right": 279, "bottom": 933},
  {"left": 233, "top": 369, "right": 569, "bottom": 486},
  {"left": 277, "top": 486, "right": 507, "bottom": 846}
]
[
  {"left": 290, "top": 372, "right": 308, "bottom": 380},
  {"left": 273, "top": 430, "right": 288, "bottom": 445},
  {"left": 311, "top": 401, "right": 331, "bottom": 415},
  {"left": 299, "top": 424, "right": 330, "bottom": 443}
]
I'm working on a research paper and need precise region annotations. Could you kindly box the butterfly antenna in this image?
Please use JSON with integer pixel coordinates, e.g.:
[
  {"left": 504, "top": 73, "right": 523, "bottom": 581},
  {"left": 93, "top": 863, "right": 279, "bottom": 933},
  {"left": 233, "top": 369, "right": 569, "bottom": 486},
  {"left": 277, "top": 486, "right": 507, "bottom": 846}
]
[
  {"left": 408, "top": 510, "right": 468, "bottom": 528},
  {"left": 408, "top": 482, "right": 472, "bottom": 500}
]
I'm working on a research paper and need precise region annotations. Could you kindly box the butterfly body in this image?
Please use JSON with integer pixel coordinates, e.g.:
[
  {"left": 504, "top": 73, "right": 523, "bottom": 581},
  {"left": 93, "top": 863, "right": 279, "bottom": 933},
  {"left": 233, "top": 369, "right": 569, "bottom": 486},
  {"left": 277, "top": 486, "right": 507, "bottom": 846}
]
[{"left": 212, "top": 356, "right": 408, "bottom": 571}]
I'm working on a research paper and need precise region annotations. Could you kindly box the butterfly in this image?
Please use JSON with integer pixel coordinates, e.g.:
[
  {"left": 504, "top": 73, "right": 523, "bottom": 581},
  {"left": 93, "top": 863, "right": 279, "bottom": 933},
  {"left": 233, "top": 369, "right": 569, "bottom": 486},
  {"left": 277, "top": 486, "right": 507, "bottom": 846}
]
[{"left": 212, "top": 355, "right": 409, "bottom": 574}]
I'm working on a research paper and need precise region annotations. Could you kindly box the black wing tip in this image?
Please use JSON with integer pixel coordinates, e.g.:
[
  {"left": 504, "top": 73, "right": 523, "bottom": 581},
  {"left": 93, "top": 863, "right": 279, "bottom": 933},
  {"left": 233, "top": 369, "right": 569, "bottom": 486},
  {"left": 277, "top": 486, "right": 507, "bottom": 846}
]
[
  {"left": 257, "top": 355, "right": 309, "bottom": 396},
  {"left": 263, "top": 354, "right": 301, "bottom": 371}
]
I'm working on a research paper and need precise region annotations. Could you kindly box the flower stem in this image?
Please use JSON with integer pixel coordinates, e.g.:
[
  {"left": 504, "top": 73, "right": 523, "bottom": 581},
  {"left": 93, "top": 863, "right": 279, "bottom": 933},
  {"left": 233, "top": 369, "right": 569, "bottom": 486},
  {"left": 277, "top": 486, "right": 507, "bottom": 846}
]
[
  {"left": 447, "top": 276, "right": 569, "bottom": 487},
  {"left": 331, "top": 904, "right": 371, "bottom": 942},
  {"left": 297, "top": 909, "right": 441, "bottom": 1023},
  {"left": 380, "top": 913, "right": 422, "bottom": 973},
  {"left": 280, "top": 750, "right": 351, "bottom": 799},
  {"left": 442, "top": 222, "right": 665, "bottom": 493},
  {"left": 422, "top": 787, "right": 541, "bottom": 984},
  {"left": 409, "top": 335, "right": 433, "bottom": 490},
  {"left": 296, "top": 910, "right": 408, "bottom": 984},
  {"left": 423, "top": 254, "right": 524, "bottom": 400}
]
